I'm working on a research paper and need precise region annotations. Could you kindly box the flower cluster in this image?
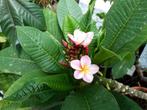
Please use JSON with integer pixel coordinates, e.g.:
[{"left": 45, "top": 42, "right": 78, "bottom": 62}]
[{"left": 63, "top": 29, "right": 99, "bottom": 83}]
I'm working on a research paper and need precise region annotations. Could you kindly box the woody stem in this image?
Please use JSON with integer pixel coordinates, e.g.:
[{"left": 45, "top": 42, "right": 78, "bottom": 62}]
[{"left": 98, "top": 76, "right": 147, "bottom": 100}]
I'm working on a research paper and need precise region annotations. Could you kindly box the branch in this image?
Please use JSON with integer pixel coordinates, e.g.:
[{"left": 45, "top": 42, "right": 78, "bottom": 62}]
[
  {"left": 99, "top": 77, "right": 147, "bottom": 100},
  {"left": 136, "top": 62, "right": 147, "bottom": 83}
]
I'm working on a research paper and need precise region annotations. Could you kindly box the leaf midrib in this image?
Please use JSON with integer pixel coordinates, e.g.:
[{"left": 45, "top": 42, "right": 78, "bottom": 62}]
[
  {"left": 15, "top": 0, "right": 42, "bottom": 26},
  {"left": 83, "top": 95, "right": 91, "bottom": 110},
  {"left": 107, "top": 1, "right": 141, "bottom": 49},
  {"left": 5, "top": 0, "right": 16, "bottom": 27},
  {"left": 0, "top": 56, "right": 34, "bottom": 63},
  {"left": 20, "top": 30, "right": 62, "bottom": 68}
]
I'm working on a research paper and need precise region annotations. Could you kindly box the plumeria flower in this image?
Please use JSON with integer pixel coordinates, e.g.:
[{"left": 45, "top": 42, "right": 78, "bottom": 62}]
[
  {"left": 68, "top": 29, "right": 94, "bottom": 47},
  {"left": 70, "top": 55, "right": 99, "bottom": 83}
]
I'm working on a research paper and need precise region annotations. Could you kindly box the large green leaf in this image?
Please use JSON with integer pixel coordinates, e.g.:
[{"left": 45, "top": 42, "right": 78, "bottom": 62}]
[
  {"left": 57, "top": 0, "right": 82, "bottom": 29},
  {"left": 112, "top": 92, "right": 142, "bottom": 110},
  {"left": 17, "top": 26, "right": 65, "bottom": 73},
  {"left": 0, "top": 56, "right": 39, "bottom": 75},
  {"left": 12, "top": 0, "right": 46, "bottom": 30},
  {"left": 88, "top": 22, "right": 102, "bottom": 58},
  {"left": 0, "top": 90, "right": 55, "bottom": 110},
  {"left": 0, "top": 47, "right": 39, "bottom": 75},
  {"left": 112, "top": 53, "right": 135, "bottom": 79},
  {"left": 0, "top": 0, "right": 22, "bottom": 43},
  {"left": 0, "top": 0, "right": 46, "bottom": 44},
  {"left": 0, "top": 73, "right": 19, "bottom": 91},
  {"left": 5, "top": 71, "right": 72, "bottom": 100},
  {"left": 94, "top": 0, "right": 147, "bottom": 68},
  {"left": 4, "top": 71, "right": 46, "bottom": 100},
  {"left": 0, "top": 100, "right": 22, "bottom": 110},
  {"left": 62, "top": 85, "right": 120, "bottom": 110},
  {"left": 94, "top": 46, "right": 121, "bottom": 64},
  {"left": 43, "top": 8, "right": 63, "bottom": 42},
  {"left": 102, "top": 0, "right": 147, "bottom": 53}
]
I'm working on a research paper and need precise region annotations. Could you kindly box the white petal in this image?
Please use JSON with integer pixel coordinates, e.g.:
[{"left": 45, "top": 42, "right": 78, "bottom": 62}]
[
  {"left": 68, "top": 34, "right": 76, "bottom": 42},
  {"left": 74, "top": 29, "right": 83, "bottom": 38},
  {"left": 83, "top": 74, "right": 94, "bottom": 83},
  {"left": 87, "top": 32, "right": 94, "bottom": 38},
  {"left": 74, "top": 29, "right": 86, "bottom": 45},
  {"left": 82, "top": 32, "right": 94, "bottom": 47},
  {"left": 74, "top": 70, "right": 84, "bottom": 79},
  {"left": 80, "top": 55, "right": 91, "bottom": 67},
  {"left": 70, "top": 60, "right": 81, "bottom": 70},
  {"left": 89, "top": 64, "right": 99, "bottom": 74}
]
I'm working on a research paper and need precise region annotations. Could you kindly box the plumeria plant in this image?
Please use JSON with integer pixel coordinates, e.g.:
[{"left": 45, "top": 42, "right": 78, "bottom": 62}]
[{"left": 0, "top": 0, "right": 147, "bottom": 109}]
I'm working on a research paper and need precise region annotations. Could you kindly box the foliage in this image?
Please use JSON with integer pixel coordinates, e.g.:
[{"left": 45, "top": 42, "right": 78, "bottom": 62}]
[
  {"left": 0, "top": 0, "right": 147, "bottom": 109},
  {"left": 0, "top": 0, "right": 46, "bottom": 44}
]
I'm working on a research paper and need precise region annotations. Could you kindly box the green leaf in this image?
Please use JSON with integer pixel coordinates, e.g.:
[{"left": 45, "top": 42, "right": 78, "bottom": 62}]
[
  {"left": 43, "top": 8, "right": 64, "bottom": 42},
  {"left": 102, "top": 0, "right": 147, "bottom": 54},
  {"left": 62, "top": 85, "right": 120, "bottom": 110},
  {"left": 0, "top": 47, "right": 39, "bottom": 75},
  {"left": 5, "top": 72, "right": 72, "bottom": 100},
  {"left": 0, "top": 0, "right": 46, "bottom": 44},
  {"left": 63, "top": 16, "right": 79, "bottom": 41},
  {"left": 117, "top": 26, "right": 147, "bottom": 54},
  {"left": 89, "top": 23, "right": 103, "bottom": 58},
  {"left": 4, "top": 71, "right": 46, "bottom": 100},
  {"left": 57, "top": 0, "right": 82, "bottom": 29},
  {"left": 94, "top": 46, "right": 122, "bottom": 64},
  {"left": 37, "top": 74, "right": 73, "bottom": 91},
  {"left": 79, "top": 0, "right": 96, "bottom": 31},
  {"left": 17, "top": 26, "right": 65, "bottom": 73},
  {"left": 11, "top": 0, "right": 46, "bottom": 30},
  {"left": 0, "top": 100, "right": 22, "bottom": 110},
  {"left": 0, "top": 73, "right": 19, "bottom": 91},
  {"left": 112, "top": 53, "right": 135, "bottom": 79},
  {"left": 0, "top": 0, "right": 22, "bottom": 43},
  {"left": 112, "top": 92, "right": 142, "bottom": 110}
]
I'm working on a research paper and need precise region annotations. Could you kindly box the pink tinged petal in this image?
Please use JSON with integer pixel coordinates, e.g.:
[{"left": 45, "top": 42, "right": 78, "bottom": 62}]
[
  {"left": 74, "top": 29, "right": 86, "bottom": 45},
  {"left": 76, "top": 36, "right": 86, "bottom": 45},
  {"left": 70, "top": 60, "right": 81, "bottom": 70},
  {"left": 68, "top": 34, "right": 76, "bottom": 43},
  {"left": 74, "top": 70, "right": 84, "bottom": 79},
  {"left": 83, "top": 74, "right": 94, "bottom": 83},
  {"left": 80, "top": 55, "right": 91, "bottom": 67},
  {"left": 82, "top": 32, "right": 94, "bottom": 47},
  {"left": 89, "top": 64, "right": 99, "bottom": 74}
]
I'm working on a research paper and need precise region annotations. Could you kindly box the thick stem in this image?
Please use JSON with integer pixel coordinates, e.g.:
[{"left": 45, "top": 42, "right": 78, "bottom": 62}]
[
  {"left": 136, "top": 62, "right": 147, "bottom": 83},
  {"left": 99, "top": 77, "right": 147, "bottom": 100}
]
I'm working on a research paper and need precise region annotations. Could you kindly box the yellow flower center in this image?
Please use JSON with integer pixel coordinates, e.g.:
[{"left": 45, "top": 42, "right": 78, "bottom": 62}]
[{"left": 80, "top": 65, "right": 90, "bottom": 74}]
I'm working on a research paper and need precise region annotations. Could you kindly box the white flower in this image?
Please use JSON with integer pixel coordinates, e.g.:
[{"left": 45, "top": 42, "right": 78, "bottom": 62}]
[
  {"left": 70, "top": 55, "right": 99, "bottom": 83},
  {"left": 68, "top": 29, "right": 94, "bottom": 47}
]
